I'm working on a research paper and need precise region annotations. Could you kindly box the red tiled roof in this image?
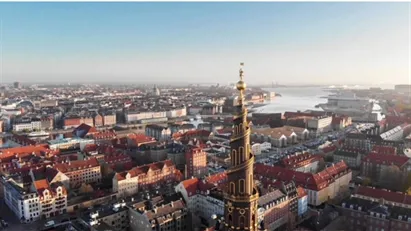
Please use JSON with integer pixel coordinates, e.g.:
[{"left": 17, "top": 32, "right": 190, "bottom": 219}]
[
  {"left": 104, "top": 154, "right": 131, "bottom": 164},
  {"left": 363, "top": 153, "right": 409, "bottom": 167},
  {"left": 385, "top": 116, "right": 411, "bottom": 127},
  {"left": 281, "top": 152, "right": 321, "bottom": 169},
  {"left": 119, "top": 159, "right": 174, "bottom": 180},
  {"left": 356, "top": 186, "right": 411, "bottom": 205},
  {"left": 127, "top": 133, "right": 156, "bottom": 144},
  {"left": 54, "top": 157, "right": 100, "bottom": 173},
  {"left": 321, "top": 145, "right": 337, "bottom": 153},
  {"left": 181, "top": 178, "right": 200, "bottom": 197},
  {"left": 371, "top": 145, "right": 397, "bottom": 155},
  {"left": 89, "top": 130, "right": 117, "bottom": 139},
  {"left": 255, "top": 161, "right": 349, "bottom": 191},
  {"left": 183, "top": 129, "right": 211, "bottom": 138},
  {"left": 0, "top": 145, "right": 50, "bottom": 163},
  {"left": 206, "top": 172, "right": 227, "bottom": 185},
  {"left": 296, "top": 186, "right": 307, "bottom": 198},
  {"left": 216, "top": 128, "right": 231, "bottom": 134}
]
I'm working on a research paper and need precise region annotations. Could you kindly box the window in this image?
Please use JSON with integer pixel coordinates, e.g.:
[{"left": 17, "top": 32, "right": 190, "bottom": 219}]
[
  {"left": 239, "top": 147, "right": 244, "bottom": 162},
  {"left": 230, "top": 182, "right": 235, "bottom": 194},
  {"left": 239, "top": 179, "right": 245, "bottom": 194}
]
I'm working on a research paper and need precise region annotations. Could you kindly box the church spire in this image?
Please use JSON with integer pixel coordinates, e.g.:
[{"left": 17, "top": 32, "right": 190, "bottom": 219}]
[{"left": 223, "top": 63, "right": 259, "bottom": 231}]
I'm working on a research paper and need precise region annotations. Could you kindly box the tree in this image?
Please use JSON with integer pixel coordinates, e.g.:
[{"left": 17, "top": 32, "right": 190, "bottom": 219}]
[
  {"left": 362, "top": 177, "right": 372, "bottom": 186},
  {"left": 405, "top": 173, "right": 411, "bottom": 191},
  {"left": 79, "top": 183, "right": 94, "bottom": 194},
  {"left": 324, "top": 155, "right": 334, "bottom": 162},
  {"left": 379, "top": 165, "right": 402, "bottom": 191},
  {"left": 406, "top": 187, "right": 411, "bottom": 195},
  {"left": 317, "top": 159, "right": 326, "bottom": 172}
]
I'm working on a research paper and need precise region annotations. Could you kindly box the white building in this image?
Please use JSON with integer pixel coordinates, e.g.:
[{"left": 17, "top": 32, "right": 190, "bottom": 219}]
[
  {"left": 252, "top": 143, "right": 262, "bottom": 155},
  {"left": 260, "top": 142, "right": 272, "bottom": 151},
  {"left": 166, "top": 107, "right": 187, "bottom": 118},
  {"left": 112, "top": 171, "right": 139, "bottom": 198},
  {"left": 3, "top": 167, "right": 68, "bottom": 223},
  {"left": 307, "top": 116, "right": 333, "bottom": 133},
  {"left": 125, "top": 111, "right": 167, "bottom": 123},
  {"left": 47, "top": 138, "right": 95, "bottom": 151},
  {"left": 13, "top": 121, "right": 42, "bottom": 132},
  {"left": 175, "top": 177, "right": 225, "bottom": 222}
]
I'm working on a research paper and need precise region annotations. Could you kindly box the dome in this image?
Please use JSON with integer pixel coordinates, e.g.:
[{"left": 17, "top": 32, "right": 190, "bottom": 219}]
[{"left": 236, "top": 80, "right": 246, "bottom": 91}]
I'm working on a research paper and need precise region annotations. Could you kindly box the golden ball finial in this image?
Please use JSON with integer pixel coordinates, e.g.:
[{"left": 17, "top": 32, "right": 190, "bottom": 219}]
[{"left": 236, "top": 80, "right": 246, "bottom": 91}]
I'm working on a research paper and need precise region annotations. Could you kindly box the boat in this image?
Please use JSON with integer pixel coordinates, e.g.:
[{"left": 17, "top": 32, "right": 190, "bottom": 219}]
[{"left": 28, "top": 131, "right": 50, "bottom": 137}]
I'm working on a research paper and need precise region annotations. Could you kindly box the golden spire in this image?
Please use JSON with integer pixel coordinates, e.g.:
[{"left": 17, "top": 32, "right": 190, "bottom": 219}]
[{"left": 236, "top": 62, "right": 246, "bottom": 105}]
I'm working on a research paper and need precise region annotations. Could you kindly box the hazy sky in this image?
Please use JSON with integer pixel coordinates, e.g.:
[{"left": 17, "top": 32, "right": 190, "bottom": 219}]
[{"left": 0, "top": 2, "right": 409, "bottom": 85}]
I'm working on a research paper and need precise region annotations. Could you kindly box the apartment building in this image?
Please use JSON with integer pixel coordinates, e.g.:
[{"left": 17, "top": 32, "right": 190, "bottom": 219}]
[
  {"left": 113, "top": 160, "right": 179, "bottom": 198},
  {"left": 258, "top": 189, "right": 290, "bottom": 231},
  {"left": 125, "top": 111, "right": 167, "bottom": 123},
  {"left": 333, "top": 149, "right": 362, "bottom": 169},
  {"left": 332, "top": 115, "right": 352, "bottom": 130},
  {"left": 185, "top": 146, "right": 207, "bottom": 178},
  {"left": 83, "top": 202, "right": 129, "bottom": 231},
  {"left": 255, "top": 161, "right": 352, "bottom": 206},
  {"left": 280, "top": 152, "right": 321, "bottom": 173},
  {"left": 361, "top": 153, "right": 411, "bottom": 181},
  {"left": 166, "top": 107, "right": 187, "bottom": 118},
  {"left": 338, "top": 186, "right": 411, "bottom": 231},
  {"left": 307, "top": 115, "right": 333, "bottom": 133},
  {"left": 102, "top": 113, "right": 117, "bottom": 126},
  {"left": 145, "top": 124, "right": 172, "bottom": 141},
  {"left": 93, "top": 113, "right": 103, "bottom": 127},
  {"left": 64, "top": 117, "right": 82, "bottom": 129},
  {"left": 3, "top": 167, "right": 68, "bottom": 223},
  {"left": 297, "top": 187, "right": 308, "bottom": 217},
  {"left": 54, "top": 158, "right": 101, "bottom": 188},
  {"left": 175, "top": 173, "right": 227, "bottom": 222},
  {"left": 129, "top": 196, "right": 189, "bottom": 231},
  {"left": 13, "top": 118, "right": 42, "bottom": 132},
  {"left": 40, "top": 116, "right": 54, "bottom": 130}
]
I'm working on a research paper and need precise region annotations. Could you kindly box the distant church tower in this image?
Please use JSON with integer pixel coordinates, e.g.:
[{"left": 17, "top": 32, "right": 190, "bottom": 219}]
[
  {"left": 223, "top": 63, "right": 259, "bottom": 230},
  {"left": 153, "top": 84, "right": 160, "bottom": 96}
]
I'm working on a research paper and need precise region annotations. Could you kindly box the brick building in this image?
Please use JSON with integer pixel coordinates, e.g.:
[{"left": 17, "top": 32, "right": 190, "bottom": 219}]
[
  {"left": 185, "top": 146, "right": 207, "bottom": 178},
  {"left": 112, "top": 160, "right": 181, "bottom": 198},
  {"left": 338, "top": 186, "right": 411, "bottom": 231},
  {"left": 255, "top": 161, "right": 352, "bottom": 206},
  {"left": 54, "top": 158, "right": 101, "bottom": 189}
]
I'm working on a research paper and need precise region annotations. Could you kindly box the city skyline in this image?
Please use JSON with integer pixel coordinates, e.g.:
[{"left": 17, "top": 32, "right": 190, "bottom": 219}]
[{"left": 0, "top": 2, "right": 409, "bottom": 85}]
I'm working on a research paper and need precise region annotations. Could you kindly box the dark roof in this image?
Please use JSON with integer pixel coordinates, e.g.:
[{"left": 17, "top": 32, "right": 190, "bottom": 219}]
[{"left": 334, "top": 150, "right": 361, "bottom": 158}]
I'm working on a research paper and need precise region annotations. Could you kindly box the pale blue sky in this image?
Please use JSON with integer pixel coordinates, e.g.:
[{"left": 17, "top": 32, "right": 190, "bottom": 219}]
[{"left": 0, "top": 2, "right": 409, "bottom": 85}]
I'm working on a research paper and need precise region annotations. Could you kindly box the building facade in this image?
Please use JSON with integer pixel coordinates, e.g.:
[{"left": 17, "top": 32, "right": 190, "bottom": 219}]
[
  {"left": 54, "top": 158, "right": 101, "bottom": 188},
  {"left": 185, "top": 146, "right": 207, "bottom": 178}
]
